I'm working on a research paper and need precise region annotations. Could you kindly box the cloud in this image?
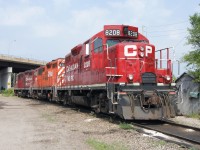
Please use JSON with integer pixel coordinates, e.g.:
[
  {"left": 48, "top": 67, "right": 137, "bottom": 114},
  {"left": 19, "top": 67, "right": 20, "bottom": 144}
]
[
  {"left": 107, "top": 0, "right": 172, "bottom": 25},
  {"left": 0, "top": 6, "right": 45, "bottom": 26},
  {"left": 52, "top": 0, "right": 71, "bottom": 10},
  {"left": 33, "top": 23, "right": 64, "bottom": 38},
  {"left": 67, "top": 7, "right": 110, "bottom": 41}
]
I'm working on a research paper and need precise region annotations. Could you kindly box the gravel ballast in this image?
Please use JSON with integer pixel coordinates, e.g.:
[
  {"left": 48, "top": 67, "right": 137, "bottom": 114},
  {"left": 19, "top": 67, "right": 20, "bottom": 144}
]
[{"left": 0, "top": 95, "right": 198, "bottom": 150}]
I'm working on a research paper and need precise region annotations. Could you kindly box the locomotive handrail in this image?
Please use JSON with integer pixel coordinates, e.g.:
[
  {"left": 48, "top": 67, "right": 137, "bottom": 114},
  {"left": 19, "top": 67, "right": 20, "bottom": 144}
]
[
  {"left": 118, "top": 57, "right": 142, "bottom": 60},
  {"left": 155, "top": 47, "right": 173, "bottom": 68},
  {"left": 104, "top": 44, "right": 113, "bottom": 83},
  {"left": 155, "top": 58, "right": 171, "bottom": 61},
  {"left": 155, "top": 47, "right": 173, "bottom": 52},
  {"left": 103, "top": 44, "right": 109, "bottom": 60}
]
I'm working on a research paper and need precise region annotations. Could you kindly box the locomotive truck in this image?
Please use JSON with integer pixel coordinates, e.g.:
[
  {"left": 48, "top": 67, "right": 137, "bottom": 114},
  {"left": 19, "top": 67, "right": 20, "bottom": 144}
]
[{"left": 14, "top": 25, "right": 176, "bottom": 120}]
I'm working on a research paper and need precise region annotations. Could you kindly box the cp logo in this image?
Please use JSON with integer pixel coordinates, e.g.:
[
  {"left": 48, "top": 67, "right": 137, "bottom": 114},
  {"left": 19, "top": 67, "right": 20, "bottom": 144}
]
[{"left": 124, "top": 45, "right": 152, "bottom": 57}]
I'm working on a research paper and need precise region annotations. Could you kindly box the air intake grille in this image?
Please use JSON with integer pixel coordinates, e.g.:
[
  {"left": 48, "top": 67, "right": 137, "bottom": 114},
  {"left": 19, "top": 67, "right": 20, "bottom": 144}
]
[{"left": 142, "top": 72, "right": 156, "bottom": 83}]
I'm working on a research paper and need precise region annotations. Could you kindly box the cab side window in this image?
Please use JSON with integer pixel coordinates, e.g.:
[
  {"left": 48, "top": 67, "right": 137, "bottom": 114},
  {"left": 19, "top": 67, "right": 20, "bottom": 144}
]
[
  {"left": 38, "top": 68, "right": 44, "bottom": 75},
  {"left": 94, "top": 38, "right": 103, "bottom": 53},
  {"left": 47, "top": 64, "right": 51, "bottom": 69},
  {"left": 85, "top": 43, "right": 90, "bottom": 56},
  {"left": 59, "top": 63, "right": 65, "bottom": 67},
  {"left": 52, "top": 63, "right": 57, "bottom": 68}
]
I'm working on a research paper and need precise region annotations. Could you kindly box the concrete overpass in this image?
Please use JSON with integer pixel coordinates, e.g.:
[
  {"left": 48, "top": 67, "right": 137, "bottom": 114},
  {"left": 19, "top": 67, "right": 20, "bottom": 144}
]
[{"left": 0, "top": 54, "right": 47, "bottom": 90}]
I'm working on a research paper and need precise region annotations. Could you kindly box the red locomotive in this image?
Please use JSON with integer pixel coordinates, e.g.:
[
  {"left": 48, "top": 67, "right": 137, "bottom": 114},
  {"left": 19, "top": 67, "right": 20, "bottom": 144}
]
[
  {"left": 15, "top": 58, "right": 65, "bottom": 99},
  {"left": 14, "top": 25, "right": 176, "bottom": 120},
  {"left": 15, "top": 70, "right": 34, "bottom": 97}
]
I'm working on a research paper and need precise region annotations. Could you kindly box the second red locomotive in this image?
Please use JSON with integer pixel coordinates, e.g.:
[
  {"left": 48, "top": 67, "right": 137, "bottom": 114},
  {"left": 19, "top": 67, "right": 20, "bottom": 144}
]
[{"left": 14, "top": 25, "right": 176, "bottom": 120}]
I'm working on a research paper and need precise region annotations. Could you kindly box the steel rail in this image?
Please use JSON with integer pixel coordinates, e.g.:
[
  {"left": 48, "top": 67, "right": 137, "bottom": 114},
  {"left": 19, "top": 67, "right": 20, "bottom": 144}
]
[{"left": 132, "top": 120, "right": 200, "bottom": 145}]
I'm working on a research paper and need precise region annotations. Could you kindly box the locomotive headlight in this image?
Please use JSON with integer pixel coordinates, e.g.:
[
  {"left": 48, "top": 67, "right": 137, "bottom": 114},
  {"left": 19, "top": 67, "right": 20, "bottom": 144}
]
[
  {"left": 140, "top": 46, "right": 145, "bottom": 51},
  {"left": 128, "top": 74, "right": 133, "bottom": 80},
  {"left": 165, "top": 75, "right": 171, "bottom": 81},
  {"left": 139, "top": 52, "right": 144, "bottom": 57}
]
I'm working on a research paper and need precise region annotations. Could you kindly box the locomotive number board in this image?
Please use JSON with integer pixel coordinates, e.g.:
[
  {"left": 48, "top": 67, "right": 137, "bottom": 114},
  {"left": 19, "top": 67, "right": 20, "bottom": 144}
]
[{"left": 104, "top": 29, "right": 138, "bottom": 38}]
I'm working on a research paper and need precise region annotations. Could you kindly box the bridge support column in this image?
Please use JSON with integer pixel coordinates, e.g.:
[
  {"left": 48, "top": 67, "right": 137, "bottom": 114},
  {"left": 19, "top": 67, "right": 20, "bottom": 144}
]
[{"left": 0, "top": 67, "right": 12, "bottom": 91}]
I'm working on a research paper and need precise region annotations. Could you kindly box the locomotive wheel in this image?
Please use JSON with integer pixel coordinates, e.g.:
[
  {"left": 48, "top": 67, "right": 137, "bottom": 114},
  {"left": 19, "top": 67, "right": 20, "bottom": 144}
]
[
  {"left": 95, "top": 107, "right": 100, "bottom": 113},
  {"left": 47, "top": 93, "right": 53, "bottom": 102}
]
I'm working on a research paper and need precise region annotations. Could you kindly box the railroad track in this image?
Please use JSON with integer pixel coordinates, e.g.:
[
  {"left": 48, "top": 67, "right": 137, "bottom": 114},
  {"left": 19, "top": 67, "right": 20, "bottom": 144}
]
[{"left": 132, "top": 120, "right": 200, "bottom": 147}]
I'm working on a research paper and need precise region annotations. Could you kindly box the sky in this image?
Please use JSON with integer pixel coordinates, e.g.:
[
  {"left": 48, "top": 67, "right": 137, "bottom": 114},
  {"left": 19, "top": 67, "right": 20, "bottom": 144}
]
[{"left": 0, "top": 0, "right": 199, "bottom": 76}]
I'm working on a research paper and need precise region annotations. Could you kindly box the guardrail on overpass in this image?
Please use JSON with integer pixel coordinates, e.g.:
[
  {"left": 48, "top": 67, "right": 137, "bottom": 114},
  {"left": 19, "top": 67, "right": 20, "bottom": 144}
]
[{"left": 0, "top": 54, "right": 47, "bottom": 66}]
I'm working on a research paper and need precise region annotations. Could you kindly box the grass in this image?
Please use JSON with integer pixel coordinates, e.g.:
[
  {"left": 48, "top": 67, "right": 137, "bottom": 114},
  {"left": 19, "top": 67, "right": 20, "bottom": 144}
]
[
  {"left": 1, "top": 88, "right": 14, "bottom": 97},
  {"left": 119, "top": 122, "right": 134, "bottom": 130},
  {"left": 186, "top": 113, "right": 200, "bottom": 119},
  {"left": 86, "top": 138, "right": 128, "bottom": 150}
]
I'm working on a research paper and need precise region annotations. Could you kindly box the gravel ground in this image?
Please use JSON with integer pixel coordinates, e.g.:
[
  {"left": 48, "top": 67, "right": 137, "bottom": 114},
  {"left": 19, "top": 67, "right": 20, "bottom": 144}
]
[
  {"left": 0, "top": 95, "right": 198, "bottom": 150},
  {"left": 170, "top": 116, "right": 200, "bottom": 128}
]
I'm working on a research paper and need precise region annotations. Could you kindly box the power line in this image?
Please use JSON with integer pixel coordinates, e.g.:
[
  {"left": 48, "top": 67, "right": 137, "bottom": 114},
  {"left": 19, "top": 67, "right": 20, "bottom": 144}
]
[
  {"left": 174, "top": 36, "right": 187, "bottom": 48},
  {"left": 148, "top": 28, "right": 187, "bottom": 33},
  {"left": 148, "top": 20, "right": 189, "bottom": 28},
  {"left": 150, "top": 32, "right": 187, "bottom": 37}
]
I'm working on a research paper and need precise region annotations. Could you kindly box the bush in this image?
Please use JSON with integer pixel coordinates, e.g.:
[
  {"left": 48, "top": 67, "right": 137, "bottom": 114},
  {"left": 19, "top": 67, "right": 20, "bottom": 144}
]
[{"left": 1, "top": 88, "right": 14, "bottom": 97}]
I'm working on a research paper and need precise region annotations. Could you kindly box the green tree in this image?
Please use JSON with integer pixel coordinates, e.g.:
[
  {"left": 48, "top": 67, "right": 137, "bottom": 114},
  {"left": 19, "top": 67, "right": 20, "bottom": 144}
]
[{"left": 183, "top": 12, "right": 200, "bottom": 81}]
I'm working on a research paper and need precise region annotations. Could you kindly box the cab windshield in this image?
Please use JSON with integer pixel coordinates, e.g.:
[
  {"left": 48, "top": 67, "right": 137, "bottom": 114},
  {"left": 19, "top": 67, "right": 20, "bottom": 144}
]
[{"left": 106, "top": 39, "right": 147, "bottom": 47}]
